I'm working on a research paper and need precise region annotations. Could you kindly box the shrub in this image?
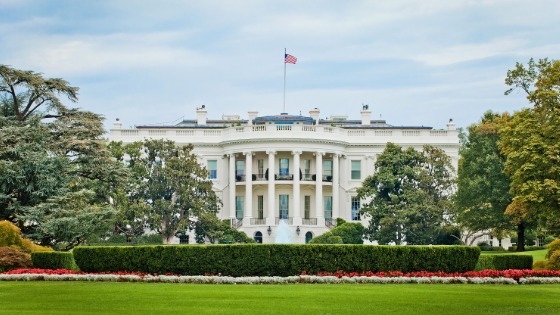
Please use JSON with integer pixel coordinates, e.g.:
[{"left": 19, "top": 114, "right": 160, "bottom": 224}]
[
  {"left": 309, "top": 234, "right": 343, "bottom": 244},
  {"left": 549, "top": 250, "right": 560, "bottom": 270},
  {"left": 546, "top": 239, "right": 560, "bottom": 259},
  {"left": 31, "top": 252, "right": 78, "bottom": 270},
  {"left": 475, "top": 255, "right": 533, "bottom": 271},
  {"left": 0, "top": 221, "right": 52, "bottom": 252},
  {"left": 0, "top": 247, "right": 32, "bottom": 272},
  {"left": 479, "top": 246, "right": 506, "bottom": 252},
  {"left": 533, "top": 260, "right": 549, "bottom": 270},
  {"left": 73, "top": 245, "right": 480, "bottom": 276}
]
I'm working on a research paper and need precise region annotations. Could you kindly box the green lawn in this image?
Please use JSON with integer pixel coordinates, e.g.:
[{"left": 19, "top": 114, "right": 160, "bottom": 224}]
[
  {"left": 481, "top": 249, "right": 547, "bottom": 261},
  {"left": 1, "top": 282, "right": 559, "bottom": 314}
]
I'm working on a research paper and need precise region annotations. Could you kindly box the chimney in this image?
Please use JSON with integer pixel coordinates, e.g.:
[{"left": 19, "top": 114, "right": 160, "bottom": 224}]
[
  {"left": 197, "top": 105, "right": 207, "bottom": 125},
  {"left": 360, "top": 104, "right": 371, "bottom": 126},
  {"left": 309, "top": 108, "right": 320, "bottom": 125},
  {"left": 447, "top": 118, "right": 456, "bottom": 131},
  {"left": 113, "top": 118, "right": 122, "bottom": 129},
  {"left": 248, "top": 111, "right": 258, "bottom": 125}
]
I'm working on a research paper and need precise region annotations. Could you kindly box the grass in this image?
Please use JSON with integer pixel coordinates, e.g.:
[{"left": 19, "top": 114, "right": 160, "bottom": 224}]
[
  {"left": 1, "top": 282, "right": 560, "bottom": 314},
  {"left": 481, "top": 249, "right": 547, "bottom": 261}
]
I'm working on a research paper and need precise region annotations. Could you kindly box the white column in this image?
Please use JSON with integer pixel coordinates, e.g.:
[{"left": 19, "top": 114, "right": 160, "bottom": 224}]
[
  {"left": 244, "top": 151, "right": 253, "bottom": 224},
  {"left": 292, "top": 150, "right": 302, "bottom": 225},
  {"left": 229, "top": 153, "right": 236, "bottom": 219},
  {"left": 267, "top": 150, "right": 276, "bottom": 225},
  {"left": 333, "top": 153, "right": 340, "bottom": 220},
  {"left": 315, "top": 151, "right": 324, "bottom": 223}
]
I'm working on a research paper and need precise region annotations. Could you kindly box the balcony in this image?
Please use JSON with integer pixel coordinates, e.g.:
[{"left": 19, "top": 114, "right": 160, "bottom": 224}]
[
  {"left": 250, "top": 218, "right": 266, "bottom": 225},
  {"left": 230, "top": 219, "right": 243, "bottom": 228},
  {"left": 275, "top": 217, "right": 293, "bottom": 225},
  {"left": 275, "top": 174, "right": 293, "bottom": 181},
  {"left": 325, "top": 218, "right": 337, "bottom": 229},
  {"left": 301, "top": 218, "right": 318, "bottom": 225}
]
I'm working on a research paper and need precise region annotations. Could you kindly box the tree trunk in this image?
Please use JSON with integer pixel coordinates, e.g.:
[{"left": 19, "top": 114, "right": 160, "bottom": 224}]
[{"left": 516, "top": 221, "right": 525, "bottom": 252}]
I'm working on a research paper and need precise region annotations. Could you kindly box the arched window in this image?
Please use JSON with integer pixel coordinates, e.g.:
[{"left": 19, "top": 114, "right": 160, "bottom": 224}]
[
  {"left": 254, "top": 231, "right": 263, "bottom": 244},
  {"left": 305, "top": 231, "right": 313, "bottom": 244}
]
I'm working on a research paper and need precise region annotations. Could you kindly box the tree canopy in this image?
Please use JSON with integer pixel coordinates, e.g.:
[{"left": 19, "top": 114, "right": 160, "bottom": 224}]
[
  {"left": 109, "top": 139, "right": 220, "bottom": 244},
  {"left": 454, "top": 111, "right": 513, "bottom": 245},
  {"left": 357, "top": 143, "right": 454, "bottom": 245},
  {"left": 500, "top": 58, "right": 560, "bottom": 243}
]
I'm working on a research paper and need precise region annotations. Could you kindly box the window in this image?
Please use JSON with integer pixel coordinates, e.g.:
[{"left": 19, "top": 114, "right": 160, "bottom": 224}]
[
  {"left": 257, "top": 195, "right": 264, "bottom": 219},
  {"left": 235, "top": 160, "right": 245, "bottom": 177},
  {"left": 208, "top": 160, "right": 217, "bottom": 179},
  {"left": 303, "top": 160, "right": 311, "bottom": 180},
  {"left": 323, "top": 160, "right": 333, "bottom": 177},
  {"left": 351, "top": 196, "right": 360, "bottom": 221},
  {"left": 279, "top": 195, "right": 289, "bottom": 219},
  {"left": 257, "top": 159, "right": 264, "bottom": 176},
  {"left": 304, "top": 196, "right": 311, "bottom": 219},
  {"left": 305, "top": 231, "right": 313, "bottom": 244},
  {"left": 324, "top": 196, "right": 332, "bottom": 219},
  {"left": 179, "top": 234, "right": 189, "bottom": 244},
  {"left": 236, "top": 196, "right": 244, "bottom": 220},
  {"left": 351, "top": 160, "right": 361, "bottom": 180},
  {"left": 279, "top": 158, "right": 289, "bottom": 176},
  {"left": 254, "top": 231, "right": 263, "bottom": 244}
]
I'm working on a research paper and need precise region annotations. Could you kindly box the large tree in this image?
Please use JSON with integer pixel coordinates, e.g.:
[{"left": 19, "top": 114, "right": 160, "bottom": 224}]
[
  {"left": 454, "top": 111, "right": 514, "bottom": 245},
  {"left": 0, "top": 65, "right": 78, "bottom": 122},
  {"left": 110, "top": 139, "right": 220, "bottom": 244},
  {"left": 357, "top": 143, "right": 454, "bottom": 245},
  {"left": 500, "top": 58, "right": 560, "bottom": 249},
  {"left": 0, "top": 66, "right": 124, "bottom": 249}
]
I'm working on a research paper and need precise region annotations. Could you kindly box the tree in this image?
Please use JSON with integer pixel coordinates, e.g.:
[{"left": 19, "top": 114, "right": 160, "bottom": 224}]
[
  {"left": 110, "top": 139, "right": 220, "bottom": 244},
  {"left": 500, "top": 58, "right": 560, "bottom": 250},
  {"left": 0, "top": 66, "right": 125, "bottom": 249},
  {"left": 357, "top": 143, "right": 455, "bottom": 245},
  {"left": 454, "top": 111, "right": 514, "bottom": 245},
  {"left": 0, "top": 65, "right": 78, "bottom": 122},
  {"left": 194, "top": 212, "right": 254, "bottom": 244}
]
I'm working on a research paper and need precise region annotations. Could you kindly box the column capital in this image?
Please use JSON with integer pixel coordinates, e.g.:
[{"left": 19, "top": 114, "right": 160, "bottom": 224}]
[
  {"left": 313, "top": 151, "right": 326, "bottom": 156},
  {"left": 266, "top": 150, "right": 277, "bottom": 155},
  {"left": 227, "top": 153, "right": 237, "bottom": 158},
  {"left": 243, "top": 151, "right": 254, "bottom": 156},
  {"left": 292, "top": 150, "right": 302, "bottom": 155}
]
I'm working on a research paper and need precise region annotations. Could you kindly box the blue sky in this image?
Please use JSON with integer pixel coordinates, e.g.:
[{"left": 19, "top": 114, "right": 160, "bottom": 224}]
[{"left": 1, "top": 0, "right": 559, "bottom": 131}]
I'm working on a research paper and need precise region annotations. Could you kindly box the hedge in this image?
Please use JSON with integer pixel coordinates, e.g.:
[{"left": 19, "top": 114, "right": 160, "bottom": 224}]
[
  {"left": 474, "top": 255, "right": 533, "bottom": 271},
  {"left": 73, "top": 245, "right": 480, "bottom": 276},
  {"left": 32, "top": 252, "right": 78, "bottom": 270}
]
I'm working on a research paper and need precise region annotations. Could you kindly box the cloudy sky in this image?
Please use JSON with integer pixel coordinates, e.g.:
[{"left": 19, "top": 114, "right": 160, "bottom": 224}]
[{"left": 1, "top": 0, "right": 559, "bottom": 131}]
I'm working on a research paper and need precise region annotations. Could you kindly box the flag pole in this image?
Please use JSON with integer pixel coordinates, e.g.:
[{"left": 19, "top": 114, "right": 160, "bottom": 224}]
[{"left": 283, "top": 48, "right": 287, "bottom": 113}]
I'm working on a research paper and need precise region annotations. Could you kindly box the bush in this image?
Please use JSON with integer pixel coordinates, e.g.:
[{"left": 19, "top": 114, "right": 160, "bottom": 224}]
[
  {"left": 73, "top": 245, "right": 480, "bottom": 276},
  {"left": 0, "top": 247, "right": 32, "bottom": 272},
  {"left": 0, "top": 221, "right": 52, "bottom": 252},
  {"left": 309, "top": 234, "right": 343, "bottom": 244},
  {"left": 546, "top": 239, "right": 560, "bottom": 259},
  {"left": 533, "top": 260, "right": 549, "bottom": 270},
  {"left": 475, "top": 255, "right": 533, "bottom": 271},
  {"left": 549, "top": 250, "right": 560, "bottom": 270},
  {"left": 479, "top": 246, "right": 506, "bottom": 252},
  {"left": 31, "top": 252, "right": 78, "bottom": 270}
]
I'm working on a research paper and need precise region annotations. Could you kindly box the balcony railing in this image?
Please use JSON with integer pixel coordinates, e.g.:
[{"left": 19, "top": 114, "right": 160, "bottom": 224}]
[
  {"left": 250, "top": 218, "right": 266, "bottom": 225},
  {"left": 301, "top": 218, "right": 318, "bottom": 225},
  {"left": 275, "top": 174, "right": 293, "bottom": 181},
  {"left": 275, "top": 217, "right": 293, "bottom": 225},
  {"left": 231, "top": 218, "right": 243, "bottom": 228},
  {"left": 235, "top": 175, "right": 245, "bottom": 182},
  {"left": 325, "top": 218, "right": 337, "bottom": 229}
]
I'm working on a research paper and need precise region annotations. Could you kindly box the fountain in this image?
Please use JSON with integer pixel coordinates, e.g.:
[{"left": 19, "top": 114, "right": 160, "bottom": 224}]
[{"left": 274, "top": 220, "right": 293, "bottom": 243}]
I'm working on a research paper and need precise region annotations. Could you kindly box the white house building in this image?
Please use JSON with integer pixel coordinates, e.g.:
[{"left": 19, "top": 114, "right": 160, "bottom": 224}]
[{"left": 109, "top": 106, "right": 460, "bottom": 244}]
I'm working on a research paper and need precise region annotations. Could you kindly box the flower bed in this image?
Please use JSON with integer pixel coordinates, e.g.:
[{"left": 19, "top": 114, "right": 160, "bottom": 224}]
[{"left": 2, "top": 268, "right": 560, "bottom": 285}]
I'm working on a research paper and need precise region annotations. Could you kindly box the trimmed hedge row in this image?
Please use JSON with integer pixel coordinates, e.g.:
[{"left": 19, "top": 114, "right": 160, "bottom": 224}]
[
  {"left": 475, "top": 255, "right": 533, "bottom": 271},
  {"left": 32, "top": 252, "right": 78, "bottom": 270},
  {"left": 73, "top": 245, "right": 480, "bottom": 276}
]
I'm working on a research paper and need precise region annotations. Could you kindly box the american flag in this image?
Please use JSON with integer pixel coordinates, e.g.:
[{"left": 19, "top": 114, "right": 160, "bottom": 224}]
[{"left": 285, "top": 53, "right": 297, "bottom": 64}]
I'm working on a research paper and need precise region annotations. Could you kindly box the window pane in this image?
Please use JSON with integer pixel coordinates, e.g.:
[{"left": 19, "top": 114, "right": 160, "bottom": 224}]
[
  {"left": 323, "top": 160, "right": 333, "bottom": 176},
  {"left": 257, "top": 195, "right": 264, "bottom": 219},
  {"left": 324, "top": 196, "right": 332, "bottom": 219},
  {"left": 351, "top": 196, "right": 360, "bottom": 221},
  {"left": 279, "top": 158, "right": 289, "bottom": 176},
  {"left": 351, "top": 160, "right": 361, "bottom": 180},
  {"left": 279, "top": 195, "right": 289, "bottom": 219},
  {"left": 236, "top": 160, "right": 245, "bottom": 176},
  {"left": 236, "top": 196, "right": 244, "bottom": 220},
  {"left": 208, "top": 160, "right": 217, "bottom": 179}
]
